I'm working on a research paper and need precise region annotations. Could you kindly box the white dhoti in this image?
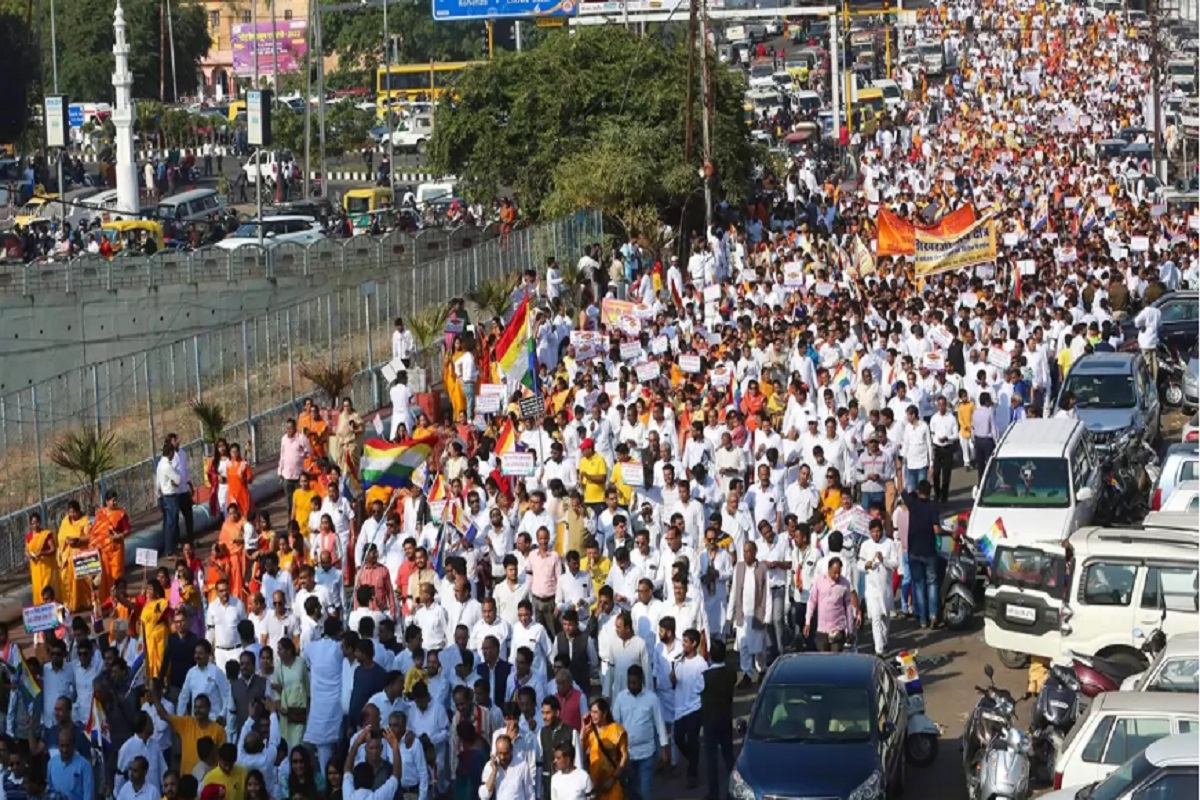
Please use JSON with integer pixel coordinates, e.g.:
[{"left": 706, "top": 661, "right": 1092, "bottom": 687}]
[
  {"left": 734, "top": 623, "right": 769, "bottom": 678},
  {"left": 859, "top": 538, "right": 900, "bottom": 655},
  {"left": 727, "top": 567, "right": 773, "bottom": 680}
]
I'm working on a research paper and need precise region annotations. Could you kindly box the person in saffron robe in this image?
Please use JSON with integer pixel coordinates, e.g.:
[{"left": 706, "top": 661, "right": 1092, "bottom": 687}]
[
  {"left": 225, "top": 443, "right": 254, "bottom": 519},
  {"left": 140, "top": 578, "right": 172, "bottom": 679},
  {"left": 204, "top": 542, "right": 233, "bottom": 605},
  {"left": 218, "top": 503, "right": 253, "bottom": 602},
  {"left": 445, "top": 339, "right": 467, "bottom": 421},
  {"left": 57, "top": 500, "right": 92, "bottom": 613},
  {"left": 303, "top": 407, "right": 330, "bottom": 463},
  {"left": 90, "top": 490, "right": 132, "bottom": 605},
  {"left": 26, "top": 512, "right": 59, "bottom": 605}
]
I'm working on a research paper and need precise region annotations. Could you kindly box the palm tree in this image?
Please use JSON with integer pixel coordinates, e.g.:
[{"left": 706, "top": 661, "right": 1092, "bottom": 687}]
[
  {"left": 467, "top": 276, "right": 515, "bottom": 321},
  {"left": 299, "top": 360, "right": 359, "bottom": 407},
  {"left": 406, "top": 305, "right": 450, "bottom": 374},
  {"left": 189, "top": 399, "right": 228, "bottom": 454},
  {"left": 49, "top": 426, "right": 118, "bottom": 510}
]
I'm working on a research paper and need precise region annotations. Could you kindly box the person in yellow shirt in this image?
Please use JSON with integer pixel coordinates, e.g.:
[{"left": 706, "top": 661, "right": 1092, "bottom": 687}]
[
  {"left": 610, "top": 444, "right": 636, "bottom": 506},
  {"left": 150, "top": 685, "right": 227, "bottom": 777},
  {"left": 577, "top": 438, "right": 609, "bottom": 515},
  {"left": 201, "top": 743, "right": 247, "bottom": 800},
  {"left": 579, "top": 538, "right": 611, "bottom": 605},
  {"left": 290, "top": 472, "right": 319, "bottom": 529},
  {"left": 957, "top": 388, "right": 975, "bottom": 470},
  {"left": 1056, "top": 342, "right": 1073, "bottom": 391}
]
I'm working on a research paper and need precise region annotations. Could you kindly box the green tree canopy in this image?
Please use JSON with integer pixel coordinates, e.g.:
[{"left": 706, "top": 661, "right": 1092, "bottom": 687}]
[
  {"left": 426, "top": 25, "right": 753, "bottom": 226},
  {"left": 0, "top": 9, "right": 36, "bottom": 142},
  {"left": 8, "top": 0, "right": 210, "bottom": 102}
]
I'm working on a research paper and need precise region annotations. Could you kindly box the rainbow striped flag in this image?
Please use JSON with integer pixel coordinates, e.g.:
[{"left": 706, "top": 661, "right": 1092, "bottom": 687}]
[
  {"left": 85, "top": 696, "right": 110, "bottom": 750},
  {"left": 494, "top": 294, "right": 536, "bottom": 392},
  {"left": 495, "top": 418, "right": 517, "bottom": 455},
  {"left": 1030, "top": 194, "right": 1049, "bottom": 232},
  {"left": 833, "top": 363, "right": 853, "bottom": 392},
  {"left": 360, "top": 436, "right": 436, "bottom": 489},
  {"left": 979, "top": 517, "right": 1007, "bottom": 563},
  {"left": 15, "top": 649, "right": 40, "bottom": 713}
]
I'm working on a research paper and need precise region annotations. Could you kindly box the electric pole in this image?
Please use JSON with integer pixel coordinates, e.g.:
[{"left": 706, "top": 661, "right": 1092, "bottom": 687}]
[{"left": 698, "top": 0, "right": 713, "bottom": 231}]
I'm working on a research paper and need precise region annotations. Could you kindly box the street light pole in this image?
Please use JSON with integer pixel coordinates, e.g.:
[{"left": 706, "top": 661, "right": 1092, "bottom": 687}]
[
  {"left": 698, "top": 0, "right": 712, "bottom": 231},
  {"left": 166, "top": 0, "right": 179, "bottom": 101},
  {"left": 303, "top": 0, "right": 313, "bottom": 197}
]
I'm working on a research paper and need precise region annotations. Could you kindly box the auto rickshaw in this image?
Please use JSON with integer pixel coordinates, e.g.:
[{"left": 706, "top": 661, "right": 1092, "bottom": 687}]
[
  {"left": 100, "top": 219, "right": 167, "bottom": 256},
  {"left": 342, "top": 187, "right": 394, "bottom": 234}
]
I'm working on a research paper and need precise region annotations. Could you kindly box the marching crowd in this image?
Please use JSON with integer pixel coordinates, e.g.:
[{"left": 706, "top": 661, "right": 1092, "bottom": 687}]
[{"left": 5, "top": 0, "right": 1199, "bottom": 800}]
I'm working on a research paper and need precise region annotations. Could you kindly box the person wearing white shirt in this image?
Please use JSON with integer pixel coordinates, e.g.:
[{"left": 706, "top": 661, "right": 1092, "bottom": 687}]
[
  {"left": 697, "top": 536, "right": 732, "bottom": 643},
  {"left": 69, "top": 640, "right": 104, "bottom": 725},
  {"left": 114, "top": 757, "right": 158, "bottom": 800},
  {"left": 388, "top": 377, "right": 414, "bottom": 440},
  {"left": 115, "top": 714, "right": 167, "bottom": 796},
  {"left": 857, "top": 520, "right": 901, "bottom": 654},
  {"left": 899, "top": 406, "right": 933, "bottom": 492},
  {"left": 394, "top": 718, "right": 432, "bottom": 800},
  {"left": 470, "top": 599, "right": 514, "bottom": 661},
  {"left": 927, "top": 396, "right": 960, "bottom": 504},
  {"left": 1133, "top": 302, "right": 1161, "bottom": 378},
  {"left": 155, "top": 443, "right": 183, "bottom": 555},
  {"left": 392, "top": 318, "right": 416, "bottom": 364},
  {"left": 494, "top": 558, "right": 532, "bottom": 625},
  {"left": 411, "top": 584, "right": 451, "bottom": 650},
  {"left": 604, "top": 554, "right": 642, "bottom": 610},
  {"left": 320, "top": 487, "right": 356, "bottom": 571},
  {"left": 342, "top": 727, "right": 404, "bottom": 800},
  {"left": 480, "top": 733, "right": 537, "bottom": 800},
  {"left": 555, "top": 557, "right": 595, "bottom": 621},
  {"left": 511, "top": 604, "right": 554, "bottom": 680},
  {"left": 355, "top": 502, "right": 390, "bottom": 571},
  {"left": 669, "top": 631, "right": 708, "bottom": 789},
  {"left": 178, "top": 642, "right": 235, "bottom": 722},
  {"left": 549, "top": 745, "right": 594, "bottom": 800},
  {"left": 206, "top": 581, "right": 248, "bottom": 669},
  {"left": 610, "top": 665, "right": 669, "bottom": 799},
  {"left": 601, "top": 612, "right": 652, "bottom": 699}
]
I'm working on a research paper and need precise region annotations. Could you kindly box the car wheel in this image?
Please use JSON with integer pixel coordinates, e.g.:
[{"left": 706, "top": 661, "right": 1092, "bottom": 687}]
[{"left": 997, "top": 649, "right": 1028, "bottom": 670}]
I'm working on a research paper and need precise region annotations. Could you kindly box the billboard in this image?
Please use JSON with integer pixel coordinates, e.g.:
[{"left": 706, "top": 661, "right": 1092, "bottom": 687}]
[
  {"left": 231, "top": 20, "right": 309, "bottom": 77},
  {"left": 432, "top": 0, "right": 577, "bottom": 20}
]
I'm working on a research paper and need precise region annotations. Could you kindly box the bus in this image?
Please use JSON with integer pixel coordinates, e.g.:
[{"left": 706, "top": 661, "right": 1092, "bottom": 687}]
[{"left": 375, "top": 62, "right": 483, "bottom": 116}]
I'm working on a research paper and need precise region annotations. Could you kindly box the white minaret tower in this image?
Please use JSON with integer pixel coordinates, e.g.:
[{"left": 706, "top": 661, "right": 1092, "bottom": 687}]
[{"left": 112, "top": 0, "right": 140, "bottom": 215}]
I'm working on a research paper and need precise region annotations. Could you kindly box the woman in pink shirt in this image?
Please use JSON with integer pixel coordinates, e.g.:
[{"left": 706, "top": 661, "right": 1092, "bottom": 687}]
[{"left": 803, "top": 558, "right": 858, "bottom": 652}]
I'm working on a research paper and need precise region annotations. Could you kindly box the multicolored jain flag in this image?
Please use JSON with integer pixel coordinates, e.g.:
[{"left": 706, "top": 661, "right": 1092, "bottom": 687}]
[
  {"left": 494, "top": 294, "right": 538, "bottom": 392},
  {"left": 361, "top": 436, "right": 437, "bottom": 489},
  {"left": 979, "top": 517, "right": 1008, "bottom": 563}
]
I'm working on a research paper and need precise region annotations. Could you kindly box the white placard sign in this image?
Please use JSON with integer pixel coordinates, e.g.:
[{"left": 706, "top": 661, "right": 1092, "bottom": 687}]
[
  {"left": 679, "top": 354, "right": 702, "bottom": 374},
  {"left": 620, "top": 462, "right": 645, "bottom": 487},
  {"left": 702, "top": 285, "right": 722, "bottom": 302},
  {"left": 650, "top": 335, "right": 669, "bottom": 355},
  {"left": 711, "top": 366, "right": 731, "bottom": 388},
  {"left": 987, "top": 348, "right": 1012, "bottom": 371},
  {"left": 618, "top": 341, "right": 643, "bottom": 361},
  {"left": 922, "top": 353, "right": 946, "bottom": 372},
  {"left": 501, "top": 452, "right": 537, "bottom": 477},
  {"left": 1003, "top": 232, "right": 1020, "bottom": 248},
  {"left": 635, "top": 361, "right": 661, "bottom": 383},
  {"left": 135, "top": 548, "right": 159, "bottom": 567},
  {"left": 1130, "top": 236, "right": 1150, "bottom": 252},
  {"left": 476, "top": 392, "right": 502, "bottom": 414},
  {"left": 783, "top": 262, "right": 804, "bottom": 287},
  {"left": 928, "top": 327, "right": 953, "bottom": 350}
]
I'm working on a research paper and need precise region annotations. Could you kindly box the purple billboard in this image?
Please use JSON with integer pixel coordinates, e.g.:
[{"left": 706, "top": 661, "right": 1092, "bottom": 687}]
[{"left": 231, "top": 20, "right": 309, "bottom": 77}]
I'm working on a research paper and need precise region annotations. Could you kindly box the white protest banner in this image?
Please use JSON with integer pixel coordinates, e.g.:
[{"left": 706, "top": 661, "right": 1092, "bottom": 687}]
[
  {"left": 1150, "top": 204, "right": 1167, "bottom": 217},
  {"left": 569, "top": 331, "right": 607, "bottom": 361},
  {"left": 1063, "top": 197, "right": 1080, "bottom": 210},
  {"left": 711, "top": 366, "right": 732, "bottom": 388},
  {"left": 702, "top": 285, "right": 722, "bottom": 302},
  {"left": 135, "top": 548, "right": 159, "bottom": 567},
  {"left": 1018, "top": 260, "right": 1037, "bottom": 276},
  {"left": 1109, "top": 246, "right": 1128, "bottom": 261},
  {"left": 604, "top": 381, "right": 621, "bottom": 399},
  {"left": 1130, "top": 236, "right": 1150, "bottom": 252},
  {"left": 1003, "top": 232, "right": 1020, "bottom": 248},
  {"left": 814, "top": 282, "right": 835, "bottom": 297},
  {"left": 73, "top": 550, "right": 102, "bottom": 578},
  {"left": 618, "top": 341, "right": 643, "bottom": 361},
  {"left": 928, "top": 327, "right": 953, "bottom": 350},
  {"left": 922, "top": 352, "right": 946, "bottom": 372},
  {"left": 1095, "top": 194, "right": 1112, "bottom": 209},
  {"left": 679, "top": 354, "right": 702, "bottom": 374},
  {"left": 476, "top": 392, "right": 502, "bottom": 414},
  {"left": 783, "top": 262, "right": 804, "bottom": 287},
  {"left": 635, "top": 361, "right": 662, "bottom": 383},
  {"left": 975, "top": 264, "right": 996, "bottom": 281},
  {"left": 987, "top": 348, "right": 1012, "bottom": 371},
  {"left": 620, "top": 462, "right": 645, "bottom": 487},
  {"left": 650, "top": 336, "right": 669, "bottom": 355},
  {"left": 960, "top": 293, "right": 979, "bottom": 308},
  {"left": 1055, "top": 247, "right": 1077, "bottom": 263},
  {"left": 1190, "top": 214, "right": 1199, "bottom": 231},
  {"left": 501, "top": 452, "right": 537, "bottom": 477},
  {"left": 22, "top": 603, "right": 61, "bottom": 634}
]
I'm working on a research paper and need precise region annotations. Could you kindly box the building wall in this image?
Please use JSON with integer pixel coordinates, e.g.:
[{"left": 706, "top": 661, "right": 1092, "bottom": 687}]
[{"left": 199, "top": 0, "right": 307, "bottom": 99}]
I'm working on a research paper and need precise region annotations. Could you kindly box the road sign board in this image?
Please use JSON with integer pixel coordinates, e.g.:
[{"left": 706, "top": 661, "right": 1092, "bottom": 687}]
[
  {"left": 68, "top": 105, "right": 85, "bottom": 128},
  {"left": 432, "top": 0, "right": 577, "bottom": 20}
]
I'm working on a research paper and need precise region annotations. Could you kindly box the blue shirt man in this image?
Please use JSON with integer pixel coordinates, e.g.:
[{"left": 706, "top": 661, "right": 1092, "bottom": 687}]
[{"left": 47, "top": 727, "right": 93, "bottom": 800}]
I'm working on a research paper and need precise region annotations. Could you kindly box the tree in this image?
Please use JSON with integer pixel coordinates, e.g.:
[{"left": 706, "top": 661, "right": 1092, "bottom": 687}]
[
  {"left": 426, "top": 26, "right": 754, "bottom": 225},
  {"left": 319, "top": 0, "right": 482, "bottom": 77},
  {"left": 22, "top": 0, "right": 210, "bottom": 103},
  {"left": 49, "top": 426, "right": 118, "bottom": 510},
  {"left": 0, "top": 8, "right": 36, "bottom": 143},
  {"left": 299, "top": 361, "right": 359, "bottom": 406},
  {"left": 189, "top": 400, "right": 228, "bottom": 455}
]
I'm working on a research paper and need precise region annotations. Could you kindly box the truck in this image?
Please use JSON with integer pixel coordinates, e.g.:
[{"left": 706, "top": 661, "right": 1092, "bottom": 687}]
[
  {"left": 917, "top": 40, "right": 944, "bottom": 76},
  {"left": 389, "top": 113, "right": 434, "bottom": 155}
]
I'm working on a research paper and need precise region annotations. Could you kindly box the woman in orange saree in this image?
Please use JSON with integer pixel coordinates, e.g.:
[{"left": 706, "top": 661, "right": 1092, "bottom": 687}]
[
  {"left": 582, "top": 698, "right": 628, "bottom": 800},
  {"left": 225, "top": 443, "right": 254, "bottom": 519},
  {"left": 218, "top": 503, "right": 252, "bottom": 601},
  {"left": 304, "top": 408, "right": 330, "bottom": 462},
  {"left": 203, "top": 543, "right": 232, "bottom": 604},
  {"left": 90, "top": 490, "right": 132, "bottom": 604}
]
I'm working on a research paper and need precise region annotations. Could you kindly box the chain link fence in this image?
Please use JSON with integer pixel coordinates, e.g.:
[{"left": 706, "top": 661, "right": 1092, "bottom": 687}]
[{"left": 0, "top": 209, "right": 602, "bottom": 575}]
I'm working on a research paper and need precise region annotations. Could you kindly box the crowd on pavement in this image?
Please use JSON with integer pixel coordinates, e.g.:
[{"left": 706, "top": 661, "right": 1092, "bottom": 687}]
[{"left": 4, "top": 0, "right": 1198, "bottom": 800}]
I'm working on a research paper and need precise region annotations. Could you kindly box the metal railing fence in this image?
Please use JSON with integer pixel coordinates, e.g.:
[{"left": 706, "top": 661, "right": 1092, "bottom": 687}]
[{"left": 0, "top": 209, "right": 602, "bottom": 576}]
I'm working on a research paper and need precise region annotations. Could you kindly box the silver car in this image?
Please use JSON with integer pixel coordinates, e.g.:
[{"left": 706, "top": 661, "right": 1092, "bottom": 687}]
[{"left": 1151, "top": 441, "right": 1199, "bottom": 511}]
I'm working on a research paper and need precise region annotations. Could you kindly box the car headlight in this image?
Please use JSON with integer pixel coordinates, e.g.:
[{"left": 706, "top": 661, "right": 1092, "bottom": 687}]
[
  {"left": 848, "top": 770, "right": 883, "bottom": 800},
  {"left": 729, "top": 767, "right": 756, "bottom": 800}
]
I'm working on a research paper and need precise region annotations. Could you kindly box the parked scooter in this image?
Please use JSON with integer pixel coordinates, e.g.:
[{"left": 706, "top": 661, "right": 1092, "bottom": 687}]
[
  {"left": 942, "top": 533, "right": 980, "bottom": 630},
  {"left": 963, "top": 665, "right": 1032, "bottom": 800},
  {"left": 1028, "top": 663, "right": 1081, "bottom": 785},
  {"left": 885, "top": 650, "right": 941, "bottom": 767},
  {"left": 1157, "top": 343, "right": 1187, "bottom": 408}
]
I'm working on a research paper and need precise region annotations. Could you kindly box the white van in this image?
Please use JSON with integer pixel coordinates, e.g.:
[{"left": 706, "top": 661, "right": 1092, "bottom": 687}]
[
  {"left": 984, "top": 526, "right": 1199, "bottom": 665},
  {"left": 156, "top": 188, "right": 221, "bottom": 224},
  {"left": 967, "top": 418, "right": 1103, "bottom": 549},
  {"left": 415, "top": 181, "right": 458, "bottom": 207}
]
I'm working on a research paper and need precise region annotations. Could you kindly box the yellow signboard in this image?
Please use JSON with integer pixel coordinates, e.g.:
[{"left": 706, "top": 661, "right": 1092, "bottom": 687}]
[{"left": 914, "top": 218, "right": 998, "bottom": 277}]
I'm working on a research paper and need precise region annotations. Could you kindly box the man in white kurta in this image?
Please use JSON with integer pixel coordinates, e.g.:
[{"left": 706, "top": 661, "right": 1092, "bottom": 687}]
[
  {"left": 698, "top": 536, "right": 733, "bottom": 643},
  {"left": 856, "top": 521, "right": 901, "bottom": 655},
  {"left": 725, "top": 541, "right": 772, "bottom": 685},
  {"left": 302, "top": 618, "right": 345, "bottom": 774}
]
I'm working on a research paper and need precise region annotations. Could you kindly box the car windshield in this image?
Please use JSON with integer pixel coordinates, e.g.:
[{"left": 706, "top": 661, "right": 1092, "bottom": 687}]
[
  {"left": 750, "top": 685, "right": 873, "bottom": 743},
  {"left": 751, "top": 65, "right": 773, "bottom": 78},
  {"left": 1081, "top": 751, "right": 1156, "bottom": 800},
  {"left": 345, "top": 196, "right": 371, "bottom": 214},
  {"left": 1063, "top": 372, "right": 1136, "bottom": 408},
  {"left": 231, "top": 223, "right": 263, "bottom": 239},
  {"left": 989, "top": 547, "right": 1066, "bottom": 593},
  {"left": 978, "top": 457, "right": 1071, "bottom": 508},
  {"left": 1145, "top": 656, "right": 1200, "bottom": 692}
]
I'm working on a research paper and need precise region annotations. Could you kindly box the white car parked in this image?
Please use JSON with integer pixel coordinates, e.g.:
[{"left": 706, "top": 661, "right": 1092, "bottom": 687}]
[{"left": 213, "top": 215, "right": 325, "bottom": 250}]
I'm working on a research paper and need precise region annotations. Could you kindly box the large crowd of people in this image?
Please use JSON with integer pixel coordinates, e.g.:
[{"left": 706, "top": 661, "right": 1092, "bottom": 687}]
[{"left": 4, "top": 0, "right": 1197, "bottom": 799}]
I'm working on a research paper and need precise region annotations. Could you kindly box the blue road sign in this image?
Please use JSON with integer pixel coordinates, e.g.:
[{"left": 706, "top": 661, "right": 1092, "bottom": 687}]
[
  {"left": 68, "top": 105, "right": 85, "bottom": 128},
  {"left": 432, "top": 0, "right": 577, "bottom": 20}
]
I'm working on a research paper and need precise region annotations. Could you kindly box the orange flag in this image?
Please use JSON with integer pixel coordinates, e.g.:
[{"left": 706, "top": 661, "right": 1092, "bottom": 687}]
[{"left": 875, "top": 205, "right": 978, "bottom": 257}]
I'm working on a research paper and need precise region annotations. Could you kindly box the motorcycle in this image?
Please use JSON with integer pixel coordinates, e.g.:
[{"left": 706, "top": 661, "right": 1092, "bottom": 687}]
[
  {"left": 963, "top": 665, "right": 1032, "bottom": 800},
  {"left": 1157, "top": 343, "right": 1186, "bottom": 408},
  {"left": 1094, "top": 441, "right": 1158, "bottom": 526},
  {"left": 885, "top": 650, "right": 941, "bottom": 767},
  {"left": 1028, "top": 663, "right": 1081, "bottom": 785},
  {"left": 941, "top": 532, "right": 980, "bottom": 630}
]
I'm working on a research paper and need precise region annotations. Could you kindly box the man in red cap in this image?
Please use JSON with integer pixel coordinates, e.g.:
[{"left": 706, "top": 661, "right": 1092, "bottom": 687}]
[{"left": 577, "top": 438, "right": 609, "bottom": 517}]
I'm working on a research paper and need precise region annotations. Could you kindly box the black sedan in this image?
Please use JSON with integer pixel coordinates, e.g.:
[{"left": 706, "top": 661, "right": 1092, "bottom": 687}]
[{"left": 730, "top": 653, "right": 908, "bottom": 800}]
